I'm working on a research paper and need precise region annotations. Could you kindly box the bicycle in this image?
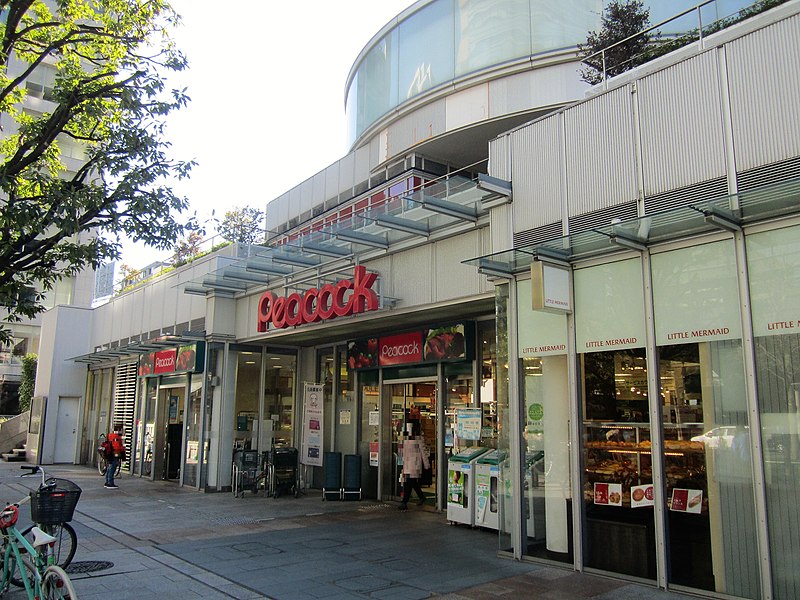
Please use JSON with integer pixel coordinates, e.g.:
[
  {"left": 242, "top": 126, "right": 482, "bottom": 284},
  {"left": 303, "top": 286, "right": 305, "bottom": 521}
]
[
  {"left": 10, "top": 466, "right": 79, "bottom": 584},
  {"left": 0, "top": 492, "right": 78, "bottom": 598},
  {"left": 96, "top": 434, "right": 121, "bottom": 478}
]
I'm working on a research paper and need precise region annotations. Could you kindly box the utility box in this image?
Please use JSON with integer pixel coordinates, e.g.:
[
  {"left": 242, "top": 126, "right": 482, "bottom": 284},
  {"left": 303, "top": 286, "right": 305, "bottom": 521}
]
[
  {"left": 475, "top": 449, "right": 505, "bottom": 530},
  {"left": 446, "top": 446, "right": 490, "bottom": 526}
]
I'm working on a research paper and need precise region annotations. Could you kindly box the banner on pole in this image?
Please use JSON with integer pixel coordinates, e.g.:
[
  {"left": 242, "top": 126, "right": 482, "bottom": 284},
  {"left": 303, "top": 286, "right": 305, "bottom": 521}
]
[{"left": 301, "top": 382, "right": 324, "bottom": 466}]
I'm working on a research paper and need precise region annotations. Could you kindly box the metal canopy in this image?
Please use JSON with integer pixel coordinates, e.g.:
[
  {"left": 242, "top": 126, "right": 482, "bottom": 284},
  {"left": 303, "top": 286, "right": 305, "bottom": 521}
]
[
  {"left": 463, "top": 176, "right": 800, "bottom": 274},
  {"left": 329, "top": 227, "right": 389, "bottom": 249},
  {"left": 244, "top": 258, "right": 293, "bottom": 276},
  {"left": 182, "top": 172, "right": 504, "bottom": 298}
]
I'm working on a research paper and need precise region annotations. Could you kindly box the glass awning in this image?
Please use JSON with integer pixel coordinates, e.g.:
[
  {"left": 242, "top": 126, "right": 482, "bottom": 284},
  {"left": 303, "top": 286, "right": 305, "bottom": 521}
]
[
  {"left": 183, "top": 173, "right": 509, "bottom": 296},
  {"left": 71, "top": 334, "right": 204, "bottom": 364},
  {"left": 464, "top": 176, "right": 800, "bottom": 275}
]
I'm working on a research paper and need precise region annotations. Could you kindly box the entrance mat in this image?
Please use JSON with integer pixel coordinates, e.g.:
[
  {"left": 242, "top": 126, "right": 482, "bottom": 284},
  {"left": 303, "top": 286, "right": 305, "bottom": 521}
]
[{"left": 65, "top": 560, "right": 114, "bottom": 574}]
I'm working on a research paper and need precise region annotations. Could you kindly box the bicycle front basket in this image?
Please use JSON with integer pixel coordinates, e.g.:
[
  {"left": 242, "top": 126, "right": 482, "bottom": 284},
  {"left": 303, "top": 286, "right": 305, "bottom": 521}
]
[{"left": 29, "top": 478, "right": 82, "bottom": 525}]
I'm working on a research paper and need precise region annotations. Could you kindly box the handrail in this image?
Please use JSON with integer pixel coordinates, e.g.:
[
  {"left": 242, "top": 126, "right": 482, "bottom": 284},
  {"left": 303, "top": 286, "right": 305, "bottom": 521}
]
[{"left": 583, "top": 0, "right": 760, "bottom": 89}]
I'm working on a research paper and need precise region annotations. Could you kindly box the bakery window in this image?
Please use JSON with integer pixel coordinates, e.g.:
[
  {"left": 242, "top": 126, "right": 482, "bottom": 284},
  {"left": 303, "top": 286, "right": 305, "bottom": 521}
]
[{"left": 581, "top": 347, "right": 657, "bottom": 580}]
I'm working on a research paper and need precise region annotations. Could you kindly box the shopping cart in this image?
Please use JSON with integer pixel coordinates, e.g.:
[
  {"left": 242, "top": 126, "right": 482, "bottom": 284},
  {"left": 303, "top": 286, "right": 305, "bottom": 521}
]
[
  {"left": 266, "top": 447, "right": 300, "bottom": 498},
  {"left": 232, "top": 449, "right": 260, "bottom": 498}
]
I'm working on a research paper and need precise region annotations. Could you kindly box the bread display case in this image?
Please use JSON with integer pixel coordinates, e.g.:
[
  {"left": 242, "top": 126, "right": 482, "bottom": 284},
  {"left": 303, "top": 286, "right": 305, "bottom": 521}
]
[{"left": 583, "top": 422, "right": 708, "bottom": 510}]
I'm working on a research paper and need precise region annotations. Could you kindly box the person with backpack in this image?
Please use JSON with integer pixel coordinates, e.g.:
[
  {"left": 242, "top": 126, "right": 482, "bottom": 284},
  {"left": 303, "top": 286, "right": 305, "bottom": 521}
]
[{"left": 104, "top": 424, "right": 125, "bottom": 489}]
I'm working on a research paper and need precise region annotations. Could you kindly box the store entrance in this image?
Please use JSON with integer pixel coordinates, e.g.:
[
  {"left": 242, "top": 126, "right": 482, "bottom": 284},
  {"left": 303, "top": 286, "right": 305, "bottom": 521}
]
[
  {"left": 152, "top": 380, "right": 185, "bottom": 481},
  {"left": 383, "top": 380, "right": 437, "bottom": 504}
]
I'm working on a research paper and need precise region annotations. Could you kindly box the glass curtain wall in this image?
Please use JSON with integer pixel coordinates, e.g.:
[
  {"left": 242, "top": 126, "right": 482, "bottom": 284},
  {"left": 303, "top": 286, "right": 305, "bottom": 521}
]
[
  {"left": 141, "top": 377, "right": 157, "bottom": 478},
  {"left": 747, "top": 225, "right": 800, "bottom": 600}
]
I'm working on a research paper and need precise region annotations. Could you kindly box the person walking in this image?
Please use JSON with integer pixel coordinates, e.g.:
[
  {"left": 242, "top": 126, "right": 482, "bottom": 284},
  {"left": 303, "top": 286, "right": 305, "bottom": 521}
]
[
  {"left": 105, "top": 424, "right": 125, "bottom": 489},
  {"left": 399, "top": 421, "right": 429, "bottom": 510}
]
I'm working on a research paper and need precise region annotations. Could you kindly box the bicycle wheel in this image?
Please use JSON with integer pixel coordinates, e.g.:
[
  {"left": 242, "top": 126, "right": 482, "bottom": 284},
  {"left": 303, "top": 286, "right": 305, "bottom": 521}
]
[
  {"left": 97, "top": 455, "right": 107, "bottom": 476},
  {"left": 11, "top": 522, "right": 77, "bottom": 586},
  {"left": 41, "top": 565, "right": 78, "bottom": 599}
]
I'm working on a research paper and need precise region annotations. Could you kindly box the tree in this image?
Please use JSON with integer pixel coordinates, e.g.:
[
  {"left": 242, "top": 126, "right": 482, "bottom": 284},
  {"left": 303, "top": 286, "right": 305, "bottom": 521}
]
[
  {"left": 0, "top": 1, "right": 197, "bottom": 344},
  {"left": 172, "top": 230, "right": 203, "bottom": 264},
  {"left": 217, "top": 206, "right": 265, "bottom": 245},
  {"left": 579, "top": 1, "right": 653, "bottom": 85},
  {"left": 18, "top": 353, "right": 37, "bottom": 412}
]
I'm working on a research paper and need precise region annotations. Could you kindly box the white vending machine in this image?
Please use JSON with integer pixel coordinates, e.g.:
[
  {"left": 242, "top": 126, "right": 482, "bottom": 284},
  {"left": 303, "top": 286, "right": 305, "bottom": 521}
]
[{"left": 447, "top": 446, "right": 489, "bottom": 525}]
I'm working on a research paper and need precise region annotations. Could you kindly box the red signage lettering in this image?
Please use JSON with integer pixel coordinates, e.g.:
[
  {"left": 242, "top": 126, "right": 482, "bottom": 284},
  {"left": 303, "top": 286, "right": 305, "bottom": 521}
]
[
  {"left": 379, "top": 331, "right": 423, "bottom": 366},
  {"left": 258, "top": 266, "right": 379, "bottom": 331},
  {"left": 153, "top": 349, "right": 177, "bottom": 374}
]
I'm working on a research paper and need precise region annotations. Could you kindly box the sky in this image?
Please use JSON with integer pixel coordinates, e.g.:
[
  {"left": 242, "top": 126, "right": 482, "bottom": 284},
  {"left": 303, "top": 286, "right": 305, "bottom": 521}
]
[{"left": 120, "top": 0, "right": 414, "bottom": 270}]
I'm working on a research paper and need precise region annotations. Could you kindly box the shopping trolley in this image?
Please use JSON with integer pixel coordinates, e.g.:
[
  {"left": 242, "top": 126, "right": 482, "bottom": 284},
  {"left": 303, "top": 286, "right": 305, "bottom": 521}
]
[
  {"left": 266, "top": 447, "right": 300, "bottom": 498},
  {"left": 232, "top": 449, "right": 260, "bottom": 498}
]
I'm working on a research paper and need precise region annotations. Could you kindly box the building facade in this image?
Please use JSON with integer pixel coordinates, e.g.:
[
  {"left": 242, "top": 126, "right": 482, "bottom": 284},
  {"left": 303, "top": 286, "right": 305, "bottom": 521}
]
[{"left": 31, "top": 1, "right": 799, "bottom": 599}]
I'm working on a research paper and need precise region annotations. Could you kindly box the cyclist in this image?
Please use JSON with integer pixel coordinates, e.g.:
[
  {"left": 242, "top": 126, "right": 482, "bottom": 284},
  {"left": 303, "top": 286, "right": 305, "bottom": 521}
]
[{"left": 104, "top": 424, "right": 125, "bottom": 489}]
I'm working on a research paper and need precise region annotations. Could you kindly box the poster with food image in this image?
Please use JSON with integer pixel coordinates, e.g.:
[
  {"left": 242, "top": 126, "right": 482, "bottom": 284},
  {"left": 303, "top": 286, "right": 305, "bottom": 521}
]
[
  {"left": 631, "top": 483, "right": 655, "bottom": 508},
  {"left": 594, "top": 482, "right": 622, "bottom": 506},
  {"left": 138, "top": 352, "right": 154, "bottom": 376},
  {"left": 670, "top": 488, "right": 703, "bottom": 513},
  {"left": 347, "top": 338, "right": 378, "bottom": 369},
  {"left": 175, "top": 344, "right": 197, "bottom": 372},
  {"left": 423, "top": 324, "right": 465, "bottom": 361}
]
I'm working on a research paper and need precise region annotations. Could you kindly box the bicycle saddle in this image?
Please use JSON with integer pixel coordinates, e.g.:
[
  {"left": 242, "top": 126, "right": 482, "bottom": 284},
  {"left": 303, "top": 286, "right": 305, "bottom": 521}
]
[{"left": 30, "top": 526, "right": 57, "bottom": 548}]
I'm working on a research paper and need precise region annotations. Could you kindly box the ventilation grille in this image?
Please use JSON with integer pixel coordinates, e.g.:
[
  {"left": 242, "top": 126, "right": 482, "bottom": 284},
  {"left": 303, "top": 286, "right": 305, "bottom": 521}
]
[
  {"left": 568, "top": 202, "right": 638, "bottom": 235},
  {"left": 513, "top": 222, "right": 563, "bottom": 248},
  {"left": 113, "top": 362, "right": 138, "bottom": 462},
  {"left": 644, "top": 177, "right": 727, "bottom": 214},
  {"left": 737, "top": 156, "right": 800, "bottom": 192}
]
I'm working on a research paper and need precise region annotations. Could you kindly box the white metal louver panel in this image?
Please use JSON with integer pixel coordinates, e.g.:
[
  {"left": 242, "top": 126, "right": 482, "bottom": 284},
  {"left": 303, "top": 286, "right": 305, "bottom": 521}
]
[
  {"left": 564, "top": 86, "right": 638, "bottom": 217},
  {"left": 489, "top": 133, "right": 513, "bottom": 253},
  {"left": 511, "top": 113, "right": 564, "bottom": 232},
  {"left": 112, "top": 362, "right": 137, "bottom": 460},
  {"left": 638, "top": 51, "right": 726, "bottom": 197},
  {"left": 488, "top": 133, "right": 510, "bottom": 181},
  {"left": 727, "top": 14, "right": 800, "bottom": 172}
]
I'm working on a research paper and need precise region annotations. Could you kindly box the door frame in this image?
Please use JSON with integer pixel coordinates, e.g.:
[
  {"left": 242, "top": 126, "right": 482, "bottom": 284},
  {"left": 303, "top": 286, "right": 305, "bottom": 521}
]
[{"left": 380, "top": 375, "right": 441, "bottom": 504}]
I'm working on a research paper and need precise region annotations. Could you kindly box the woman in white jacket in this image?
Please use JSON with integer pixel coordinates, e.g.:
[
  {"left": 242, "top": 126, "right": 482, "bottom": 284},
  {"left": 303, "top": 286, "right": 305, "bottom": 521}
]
[{"left": 399, "top": 421, "right": 430, "bottom": 510}]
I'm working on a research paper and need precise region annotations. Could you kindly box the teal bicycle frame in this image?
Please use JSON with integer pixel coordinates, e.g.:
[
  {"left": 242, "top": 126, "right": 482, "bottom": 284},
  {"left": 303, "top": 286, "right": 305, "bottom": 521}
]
[{"left": 1, "top": 514, "right": 48, "bottom": 597}]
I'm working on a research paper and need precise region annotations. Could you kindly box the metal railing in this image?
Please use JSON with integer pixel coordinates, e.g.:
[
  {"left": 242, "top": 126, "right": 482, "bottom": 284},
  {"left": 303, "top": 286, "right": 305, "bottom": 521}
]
[{"left": 584, "top": 0, "right": 780, "bottom": 89}]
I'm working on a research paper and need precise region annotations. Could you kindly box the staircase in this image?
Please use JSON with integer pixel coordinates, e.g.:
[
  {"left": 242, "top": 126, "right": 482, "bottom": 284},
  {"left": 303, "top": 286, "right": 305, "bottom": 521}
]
[
  {"left": 1, "top": 445, "right": 26, "bottom": 462},
  {"left": 0, "top": 412, "right": 29, "bottom": 462}
]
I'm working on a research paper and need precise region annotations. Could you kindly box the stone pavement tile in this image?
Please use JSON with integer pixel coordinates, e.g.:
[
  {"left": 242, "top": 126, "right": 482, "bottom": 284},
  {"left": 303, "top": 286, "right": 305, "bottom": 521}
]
[{"left": 371, "top": 584, "right": 431, "bottom": 600}]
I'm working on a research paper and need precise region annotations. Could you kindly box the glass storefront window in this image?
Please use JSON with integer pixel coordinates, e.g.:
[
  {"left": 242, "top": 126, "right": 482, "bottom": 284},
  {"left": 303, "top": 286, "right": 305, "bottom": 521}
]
[
  {"left": 516, "top": 279, "right": 572, "bottom": 560},
  {"left": 263, "top": 349, "right": 297, "bottom": 448},
  {"left": 232, "top": 347, "right": 261, "bottom": 451},
  {"left": 657, "top": 342, "right": 758, "bottom": 595},
  {"left": 581, "top": 348, "right": 656, "bottom": 579},
  {"left": 575, "top": 258, "right": 653, "bottom": 578},
  {"left": 747, "top": 225, "right": 800, "bottom": 600},
  {"left": 444, "top": 363, "right": 475, "bottom": 453},
  {"left": 358, "top": 371, "right": 380, "bottom": 499},
  {"left": 652, "top": 240, "right": 758, "bottom": 596},
  {"left": 183, "top": 374, "right": 203, "bottom": 487},
  {"left": 142, "top": 378, "right": 157, "bottom": 478}
]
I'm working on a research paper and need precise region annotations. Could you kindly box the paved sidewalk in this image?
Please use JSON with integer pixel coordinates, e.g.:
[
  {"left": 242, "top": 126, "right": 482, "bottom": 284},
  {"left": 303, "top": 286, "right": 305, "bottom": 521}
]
[{"left": 0, "top": 462, "right": 697, "bottom": 600}]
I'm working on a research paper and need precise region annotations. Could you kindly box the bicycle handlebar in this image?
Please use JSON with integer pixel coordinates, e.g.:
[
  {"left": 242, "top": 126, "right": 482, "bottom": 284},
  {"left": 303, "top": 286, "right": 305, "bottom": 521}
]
[{"left": 18, "top": 464, "right": 55, "bottom": 489}]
